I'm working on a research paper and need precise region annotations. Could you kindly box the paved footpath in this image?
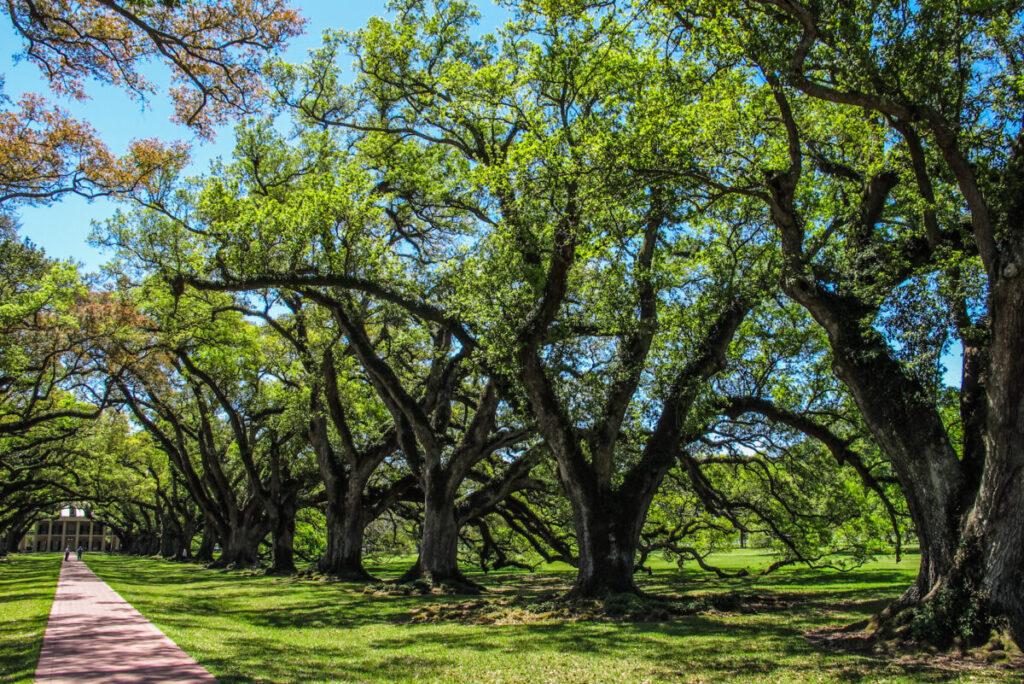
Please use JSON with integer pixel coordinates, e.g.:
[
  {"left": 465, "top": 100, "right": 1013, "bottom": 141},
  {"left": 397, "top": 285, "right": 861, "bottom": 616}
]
[{"left": 34, "top": 558, "right": 217, "bottom": 683}]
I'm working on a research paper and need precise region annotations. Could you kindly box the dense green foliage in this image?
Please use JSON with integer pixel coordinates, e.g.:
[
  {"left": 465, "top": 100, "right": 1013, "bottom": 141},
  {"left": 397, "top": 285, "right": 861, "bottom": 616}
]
[{"left": 3, "top": 0, "right": 1022, "bottom": 658}]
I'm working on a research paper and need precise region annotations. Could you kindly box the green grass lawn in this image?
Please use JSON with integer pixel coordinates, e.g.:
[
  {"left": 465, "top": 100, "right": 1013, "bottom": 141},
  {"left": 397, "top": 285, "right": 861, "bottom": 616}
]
[
  {"left": 78, "top": 551, "right": 1017, "bottom": 683},
  {"left": 0, "top": 554, "right": 61, "bottom": 684}
]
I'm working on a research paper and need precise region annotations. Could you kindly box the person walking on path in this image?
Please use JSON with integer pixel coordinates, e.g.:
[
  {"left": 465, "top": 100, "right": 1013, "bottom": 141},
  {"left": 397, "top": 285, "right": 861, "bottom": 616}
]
[
  {"left": 63, "top": 546, "right": 70, "bottom": 562},
  {"left": 75, "top": 545, "right": 83, "bottom": 560}
]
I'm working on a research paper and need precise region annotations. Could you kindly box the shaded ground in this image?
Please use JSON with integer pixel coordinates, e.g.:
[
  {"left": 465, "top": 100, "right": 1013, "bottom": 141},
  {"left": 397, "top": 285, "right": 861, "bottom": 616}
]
[{"left": 80, "top": 552, "right": 1021, "bottom": 683}]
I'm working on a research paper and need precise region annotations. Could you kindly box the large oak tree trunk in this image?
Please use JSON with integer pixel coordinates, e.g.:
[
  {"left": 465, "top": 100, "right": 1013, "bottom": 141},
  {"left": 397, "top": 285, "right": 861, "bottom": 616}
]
[
  {"left": 310, "top": 416, "right": 378, "bottom": 581},
  {"left": 209, "top": 501, "right": 267, "bottom": 569},
  {"left": 195, "top": 516, "right": 217, "bottom": 562},
  {"left": 783, "top": 276, "right": 1023, "bottom": 647},
  {"left": 0, "top": 514, "right": 31, "bottom": 556},
  {"left": 318, "top": 498, "right": 372, "bottom": 580},
  {"left": 160, "top": 512, "right": 192, "bottom": 559},
  {"left": 212, "top": 522, "right": 265, "bottom": 568},
  {"left": 417, "top": 471, "right": 463, "bottom": 585},
  {"left": 0, "top": 528, "right": 13, "bottom": 557},
  {"left": 559, "top": 450, "right": 674, "bottom": 600},
  {"left": 563, "top": 482, "right": 646, "bottom": 598},
  {"left": 783, "top": 282, "right": 963, "bottom": 590},
  {"left": 971, "top": 471, "right": 1024, "bottom": 647},
  {"left": 268, "top": 498, "right": 297, "bottom": 575},
  {"left": 160, "top": 522, "right": 183, "bottom": 558},
  {"left": 123, "top": 531, "right": 159, "bottom": 556},
  {"left": 967, "top": 274, "right": 1024, "bottom": 646},
  {"left": 397, "top": 466, "right": 474, "bottom": 589}
]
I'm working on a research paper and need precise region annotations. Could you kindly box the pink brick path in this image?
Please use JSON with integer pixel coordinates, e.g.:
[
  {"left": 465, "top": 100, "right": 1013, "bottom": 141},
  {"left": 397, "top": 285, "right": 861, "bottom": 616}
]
[{"left": 34, "top": 558, "right": 217, "bottom": 683}]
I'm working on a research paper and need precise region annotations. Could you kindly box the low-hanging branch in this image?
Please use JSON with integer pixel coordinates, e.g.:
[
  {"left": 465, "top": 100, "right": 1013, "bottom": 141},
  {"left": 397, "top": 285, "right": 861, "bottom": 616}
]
[{"left": 718, "top": 395, "right": 905, "bottom": 560}]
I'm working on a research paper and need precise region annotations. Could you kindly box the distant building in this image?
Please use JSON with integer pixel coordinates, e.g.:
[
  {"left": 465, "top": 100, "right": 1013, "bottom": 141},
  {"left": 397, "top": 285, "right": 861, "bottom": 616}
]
[{"left": 17, "top": 507, "right": 120, "bottom": 553}]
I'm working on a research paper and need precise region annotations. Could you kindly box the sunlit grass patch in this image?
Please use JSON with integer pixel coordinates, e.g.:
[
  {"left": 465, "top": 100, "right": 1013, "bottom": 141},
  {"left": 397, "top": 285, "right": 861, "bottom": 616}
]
[{"left": 0, "top": 554, "right": 60, "bottom": 684}]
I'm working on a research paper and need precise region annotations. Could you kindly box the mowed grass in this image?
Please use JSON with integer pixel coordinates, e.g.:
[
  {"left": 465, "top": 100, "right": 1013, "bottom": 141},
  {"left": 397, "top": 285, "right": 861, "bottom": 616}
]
[
  {"left": 0, "top": 554, "right": 60, "bottom": 684},
  {"left": 81, "top": 551, "right": 1017, "bottom": 683}
]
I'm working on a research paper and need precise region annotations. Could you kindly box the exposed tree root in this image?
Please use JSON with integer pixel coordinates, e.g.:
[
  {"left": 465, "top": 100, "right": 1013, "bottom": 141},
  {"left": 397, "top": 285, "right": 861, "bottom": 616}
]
[
  {"left": 808, "top": 581, "right": 1022, "bottom": 671},
  {"left": 392, "top": 559, "right": 485, "bottom": 594},
  {"left": 807, "top": 624, "right": 1023, "bottom": 674}
]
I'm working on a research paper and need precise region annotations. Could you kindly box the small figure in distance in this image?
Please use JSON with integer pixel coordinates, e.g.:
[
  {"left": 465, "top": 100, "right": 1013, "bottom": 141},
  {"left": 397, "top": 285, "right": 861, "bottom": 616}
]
[
  {"left": 64, "top": 546, "right": 70, "bottom": 561},
  {"left": 76, "top": 545, "right": 83, "bottom": 560}
]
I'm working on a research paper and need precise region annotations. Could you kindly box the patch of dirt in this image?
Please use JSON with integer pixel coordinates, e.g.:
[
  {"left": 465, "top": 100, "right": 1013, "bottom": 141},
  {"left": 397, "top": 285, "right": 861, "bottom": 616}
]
[
  {"left": 405, "top": 592, "right": 801, "bottom": 625},
  {"left": 363, "top": 579, "right": 458, "bottom": 597},
  {"left": 806, "top": 626, "right": 1024, "bottom": 676},
  {"left": 697, "top": 592, "right": 801, "bottom": 614}
]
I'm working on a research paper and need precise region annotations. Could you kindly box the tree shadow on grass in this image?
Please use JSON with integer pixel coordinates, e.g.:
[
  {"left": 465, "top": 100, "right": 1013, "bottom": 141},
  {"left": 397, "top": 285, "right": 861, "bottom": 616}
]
[
  {"left": 86, "top": 556, "right": 1006, "bottom": 683},
  {"left": 0, "top": 565, "right": 60, "bottom": 604},
  {"left": 269, "top": 614, "right": 966, "bottom": 683},
  {"left": 0, "top": 555, "right": 60, "bottom": 684},
  {"left": 0, "top": 587, "right": 54, "bottom": 605},
  {"left": 0, "top": 619, "right": 50, "bottom": 684},
  {"left": 86, "top": 555, "right": 232, "bottom": 587},
  {"left": 204, "top": 638, "right": 451, "bottom": 684}
]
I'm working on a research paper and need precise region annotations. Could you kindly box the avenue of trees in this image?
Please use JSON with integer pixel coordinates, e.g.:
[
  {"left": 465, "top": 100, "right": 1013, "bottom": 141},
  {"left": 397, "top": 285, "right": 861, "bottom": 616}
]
[{"left": 1, "top": 0, "right": 1020, "bottom": 654}]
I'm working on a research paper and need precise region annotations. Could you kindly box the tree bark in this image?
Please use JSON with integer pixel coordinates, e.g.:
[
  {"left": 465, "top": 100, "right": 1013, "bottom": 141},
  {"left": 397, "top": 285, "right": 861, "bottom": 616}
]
[
  {"left": 309, "top": 413, "right": 377, "bottom": 581},
  {"left": 159, "top": 519, "right": 183, "bottom": 558},
  {"left": 0, "top": 528, "right": 14, "bottom": 557},
  {"left": 268, "top": 498, "right": 297, "bottom": 574},
  {"left": 123, "top": 531, "right": 159, "bottom": 556},
  {"left": 195, "top": 515, "right": 217, "bottom": 562},
  {"left": 966, "top": 270, "right": 1024, "bottom": 646},
  {"left": 208, "top": 501, "right": 267, "bottom": 569},
  {"left": 418, "top": 470, "right": 463, "bottom": 584},
  {"left": 787, "top": 285, "right": 966, "bottom": 605},
  {"left": 0, "top": 510, "right": 33, "bottom": 556},
  {"left": 317, "top": 494, "right": 373, "bottom": 580},
  {"left": 562, "top": 479, "right": 650, "bottom": 598},
  {"left": 211, "top": 522, "right": 265, "bottom": 568}
]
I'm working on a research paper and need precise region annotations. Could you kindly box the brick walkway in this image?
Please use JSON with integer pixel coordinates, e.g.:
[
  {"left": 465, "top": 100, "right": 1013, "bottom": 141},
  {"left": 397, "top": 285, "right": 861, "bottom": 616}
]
[{"left": 35, "top": 558, "right": 217, "bottom": 683}]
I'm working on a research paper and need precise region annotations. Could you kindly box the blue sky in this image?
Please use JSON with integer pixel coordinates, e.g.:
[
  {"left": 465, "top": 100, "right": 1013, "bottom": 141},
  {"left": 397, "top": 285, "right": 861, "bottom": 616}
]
[{"left": 2, "top": 2, "right": 504, "bottom": 271}]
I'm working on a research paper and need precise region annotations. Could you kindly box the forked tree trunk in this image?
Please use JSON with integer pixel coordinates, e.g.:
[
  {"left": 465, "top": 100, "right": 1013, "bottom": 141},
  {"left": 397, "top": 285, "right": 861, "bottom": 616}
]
[
  {"left": 268, "top": 499, "right": 297, "bottom": 575},
  {"left": 317, "top": 487, "right": 374, "bottom": 581},
  {"left": 835, "top": 360, "right": 964, "bottom": 605},
  {"left": 963, "top": 273, "right": 1024, "bottom": 646},
  {"left": 565, "top": 492, "right": 642, "bottom": 598},
  {"left": 160, "top": 514, "right": 188, "bottom": 559},
  {"left": 211, "top": 523, "right": 265, "bottom": 568},
  {"left": 310, "top": 416, "right": 377, "bottom": 581},
  {"left": 560, "top": 467, "right": 667, "bottom": 599},
  {"left": 160, "top": 530, "right": 179, "bottom": 558},
  {"left": 782, "top": 265, "right": 1023, "bottom": 648},
  {"left": 196, "top": 522, "right": 217, "bottom": 562},
  {"left": 790, "top": 291, "right": 974, "bottom": 642},
  {"left": 210, "top": 502, "right": 267, "bottom": 569},
  {"left": 414, "top": 471, "right": 465, "bottom": 585}
]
